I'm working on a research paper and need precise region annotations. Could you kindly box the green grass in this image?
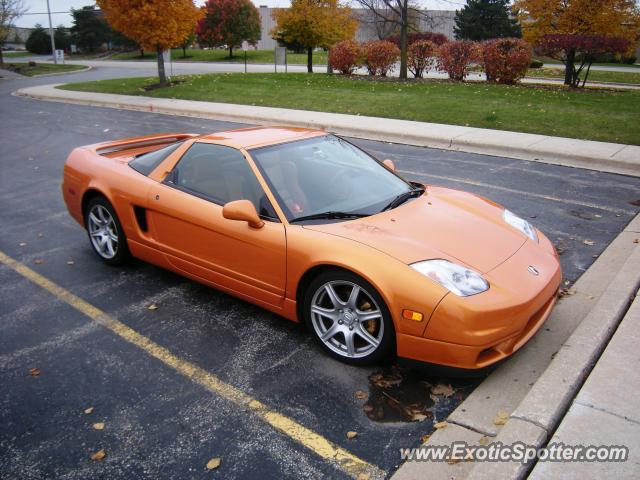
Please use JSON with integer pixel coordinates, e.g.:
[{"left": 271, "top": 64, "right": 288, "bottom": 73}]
[
  {"left": 527, "top": 67, "right": 640, "bottom": 85},
  {"left": 60, "top": 73, "right": 640, "bottom": 145},
  {"left": 4, "top": 62, "right": 86, "bottom": 76},
  {"left": 533, "top": 57, "right": 640, "bottom": 69},
  {"left": 109, "top": 48, "right": 328, "bottom": 65},
  {"left": 2, "top": 51, "right": 31, "bottom": 58}
]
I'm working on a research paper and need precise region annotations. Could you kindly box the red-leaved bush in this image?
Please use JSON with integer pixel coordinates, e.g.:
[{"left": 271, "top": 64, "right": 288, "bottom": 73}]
[
  {"left": 363, "top": 40, "right": 400, "bottom": 76},
  {"left": 482, "top": 38, "right": 532, "bottom": 84},
  {"left": 386, "top": 32, "right": 449, "bottom": 48},
  {"left": 328, "top": 40, "right": 362, "bottom": 74},
  {"left": 437, "top": 40, "right": 480, "bottom": 81},
  {"left": 408, "top": 40, "right": 438, "bottom": 78}
]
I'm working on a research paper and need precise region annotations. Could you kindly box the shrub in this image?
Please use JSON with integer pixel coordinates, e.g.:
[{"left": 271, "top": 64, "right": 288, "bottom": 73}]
[
  {"left": 328, "top": 40, "right": 362, "bottom": 74},
  {"left": 529, "top": 59, "right": 544, "bottom": 68},
  {"left": 482, "top": 38, "right": 532, "bottom": 84},
  {"left": 437, "top": 40, "right": 480, "bottom": 81},
  {"left": 386, "top": 31, "right": 449, "bottom": 47},
  {"left": 363, "top": 40, "right": 400, "bottom": 76},
  {"left": 622, "top": 56, "right": 637, "bottom": 65},
  {"left": 408, "top": 40, "right": 438, "bottom": 78}
]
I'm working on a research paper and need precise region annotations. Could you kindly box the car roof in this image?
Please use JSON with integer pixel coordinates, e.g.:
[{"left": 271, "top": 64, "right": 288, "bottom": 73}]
[{"left": 197, "top": 126, "right": 327, "bottom": 150}]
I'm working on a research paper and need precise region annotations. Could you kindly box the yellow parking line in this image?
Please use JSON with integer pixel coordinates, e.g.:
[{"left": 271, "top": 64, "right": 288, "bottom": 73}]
[{"left": 0, "top": 250, "right": 384, "bottom": 480}]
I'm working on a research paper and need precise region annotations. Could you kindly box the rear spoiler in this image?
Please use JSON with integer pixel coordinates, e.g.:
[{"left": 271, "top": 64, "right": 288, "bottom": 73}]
[{"left": 90, "top": 133, "right": 198, "bottom": 158}]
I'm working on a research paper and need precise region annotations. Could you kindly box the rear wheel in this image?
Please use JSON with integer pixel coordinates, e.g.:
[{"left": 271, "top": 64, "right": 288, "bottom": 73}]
[
  {"left": 85, "top": 196, "right": 129, "bottom": 266},
  {"left": 303, "top": 270, "right": 395, "bottom": 365}
]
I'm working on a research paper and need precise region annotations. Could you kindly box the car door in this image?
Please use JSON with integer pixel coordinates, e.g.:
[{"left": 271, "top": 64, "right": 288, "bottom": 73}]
[{"left": 145, "top": 142, "right": 287, "bottom": 307}]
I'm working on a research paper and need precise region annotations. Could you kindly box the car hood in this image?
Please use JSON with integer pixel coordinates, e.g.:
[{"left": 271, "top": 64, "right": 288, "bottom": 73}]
[{"left": 303, "top": 185, "right": 527, "bottom": 273}]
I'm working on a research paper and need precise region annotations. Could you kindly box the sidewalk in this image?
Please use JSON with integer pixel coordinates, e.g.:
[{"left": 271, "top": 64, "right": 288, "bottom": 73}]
[
  {"left": 14, "top": 83, "right": 640, "bottom": 177},
  {"left": 529, "top": 292, "right": 640, "bottom": 479}
]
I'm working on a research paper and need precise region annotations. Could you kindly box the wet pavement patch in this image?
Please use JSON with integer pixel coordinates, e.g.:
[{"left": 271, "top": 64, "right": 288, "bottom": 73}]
[{"left": 362, "top": 366, "right": 478, "bottom": 423}]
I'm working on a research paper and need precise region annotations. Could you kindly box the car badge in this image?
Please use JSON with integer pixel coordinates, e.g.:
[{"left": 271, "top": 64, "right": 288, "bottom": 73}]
[{"left": 528, "top": 265, "right": 540, "bottom": 276}]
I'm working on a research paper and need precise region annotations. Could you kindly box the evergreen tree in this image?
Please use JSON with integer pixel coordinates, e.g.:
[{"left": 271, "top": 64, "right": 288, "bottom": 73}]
[{"left": 454, "top": 0, "right": 521, "bottom": 40}]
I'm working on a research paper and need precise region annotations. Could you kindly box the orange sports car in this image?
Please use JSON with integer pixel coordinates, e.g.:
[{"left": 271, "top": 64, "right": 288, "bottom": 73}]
[{"left": 62, "top": 127, "right": 561, "bottom": 370}]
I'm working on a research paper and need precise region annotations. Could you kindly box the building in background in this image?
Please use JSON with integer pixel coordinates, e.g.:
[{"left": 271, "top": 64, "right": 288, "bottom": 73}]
[
  {"left": 3, "top": 26, "right": 33, "bottom": 50},
  {"left": 256, "top": 5, "right": 456, "bottom": 50}
]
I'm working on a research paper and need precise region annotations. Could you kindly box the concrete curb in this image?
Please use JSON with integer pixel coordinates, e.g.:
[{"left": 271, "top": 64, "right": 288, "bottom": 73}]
[
  {"left": 13, "top": 83, "right": 640, "bottom": 178},
  {"left": 466, "top": 228, "right": 640, "bottom": 479}
]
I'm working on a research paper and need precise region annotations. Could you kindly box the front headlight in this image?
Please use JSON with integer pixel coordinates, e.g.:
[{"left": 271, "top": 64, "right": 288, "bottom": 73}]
[
  {"left": 411, "top": 259, "right": 489, "bottom": 297},
  {"left": 503, "top": 209, "right": 538, "bottom": 243}
]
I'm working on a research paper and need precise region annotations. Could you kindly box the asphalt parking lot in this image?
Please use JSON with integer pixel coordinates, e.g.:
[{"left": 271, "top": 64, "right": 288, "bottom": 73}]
[{"left": 2, "top": 77, "right": 640, "bottom": 479}]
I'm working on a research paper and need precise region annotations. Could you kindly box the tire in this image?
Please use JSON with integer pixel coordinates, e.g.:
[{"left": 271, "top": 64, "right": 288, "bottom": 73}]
[
  {"left": 303, "top": 269, "right": 395, "bottom": 365},
  {"left": 84, "top": 196, "right": 130, "bottom": 266}
]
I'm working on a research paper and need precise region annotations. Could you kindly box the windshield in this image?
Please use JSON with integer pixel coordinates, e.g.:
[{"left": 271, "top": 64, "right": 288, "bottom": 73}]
[{"left": 249, "top": 135, "right": 413, "bottom": 222}]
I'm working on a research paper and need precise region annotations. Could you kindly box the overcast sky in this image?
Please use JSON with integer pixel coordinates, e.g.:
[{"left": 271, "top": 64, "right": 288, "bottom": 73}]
[{"left": 16, "top": 0, "right": 466, "bottom": 28}]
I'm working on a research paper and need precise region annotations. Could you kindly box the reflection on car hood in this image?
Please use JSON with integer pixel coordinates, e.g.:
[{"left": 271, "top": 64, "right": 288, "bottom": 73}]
[{"left": 303, "top": 185, "right": 527, "bottom": 273}]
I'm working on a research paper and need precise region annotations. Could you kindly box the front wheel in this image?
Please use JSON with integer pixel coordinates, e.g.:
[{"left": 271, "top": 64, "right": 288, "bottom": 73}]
[
  {"left": 85, "top": 196, "right": 130, "bottom": 266},
  {"left": 303, "top": 270, "right": 395, "bottom": 365}
]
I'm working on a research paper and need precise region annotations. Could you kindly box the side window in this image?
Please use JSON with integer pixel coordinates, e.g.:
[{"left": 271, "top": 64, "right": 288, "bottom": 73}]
[
  {"left": 129, "top": 141, "right": 184, "bottom": 176},
  {"left": 169, "top": 142, "right": 278, "bottom": 221}
]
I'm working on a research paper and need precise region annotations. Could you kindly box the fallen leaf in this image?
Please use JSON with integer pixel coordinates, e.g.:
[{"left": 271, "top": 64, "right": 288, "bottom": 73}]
[
  {"left": 434, "top": 421, "right": 447, "bottom": 429},
  {"left": 84, "top": 407, "right": 95, "bottom": 415},
  {"left": 354, "top": 390, "right": 367, "bottom": 400},
  {"left": 93, "top": 422, "right": 105, "bottom": 430},
  {"left": 583, "top": 240, "right": 595, "bottom": 246},
  {"left": 362, "top": 404, "right": 374, "bottom": 413},
  {"left": 147, "top": 304, "right": 158, "bottom": 311},
  {"left": 346, "top": 431, "right": 358, "bottom": 439},
  {"left": 28, "top": 367, "right": 41, "bottom": 376},
  {"left": 357, "top": 474, "right": 370, "bottom": 480},
  {"left": 19, "top": 242, "right": 27, "bottom": 247},
  {"left": 559, "top": 288, "right": 576, "bottom": 298},
  {"left": 446, "top": 458, "right": 461, "bottom": 465},
  {"left": 34, "top": 259, "right": 43, "bottom": 265},
  {"left": 67, "top": 261, "right": 75, "bottom": 265},
  {"left": 634, "top": 239, "right": 640, "bottom": 244},
  {"left": 90, "top": 449, "right": 106, "bottom": 461},
  {"left": 431, "top": 383, "right": 454, "bottom": 397},
  {"left": 478, "top": 436, "right": 490, "bottom": 445},
  {"left": 493, "top": 411, "right": 509, "bottom": 425},
  {"left": 38, "top": 233, "right": 44, "bottom": 238},
  {"left": 206, "top": 457, "right": 221, "bottom": 470},
  {"left": 421, "top": 434, "right": 430, "bottom": 443},
  {"left": 411, "top": 413, "right": 429, "bottom": 422}
]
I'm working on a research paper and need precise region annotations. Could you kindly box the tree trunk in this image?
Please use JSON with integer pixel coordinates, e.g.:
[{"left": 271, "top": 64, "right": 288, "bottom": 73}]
[
  {"left": 0, "top": 48, "right": 3, "bottom": 66},
  {"left": 399, "top": 0, "right": 408, "bottom": 80},
  {"left": 564, "top": 48, "right": 575, "bottom": 86},
  {"left": 183, "top": 46, "right": 187, "bottom": 58},
  {"left": 229, "top": 46, "right": 233, "bottom": 58},
  {"left": 157, "top": 46, "right": 167, "bottom": 86},
  {"left": 307, "top": 47, "right": 313, "bottom": 73},
  {"left": 139, "top": 48, "right": 144, "bottom": 57}
]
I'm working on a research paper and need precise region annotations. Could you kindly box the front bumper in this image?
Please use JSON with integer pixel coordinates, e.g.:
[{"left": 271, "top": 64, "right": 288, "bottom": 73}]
[{"left": 397, "top": 235, "right": 562, "bottom": 370}]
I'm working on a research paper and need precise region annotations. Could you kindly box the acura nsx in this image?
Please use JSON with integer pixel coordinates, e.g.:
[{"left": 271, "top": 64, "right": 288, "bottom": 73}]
[{"left": 62, "top": 127, "right": 561, "bottom": 370}]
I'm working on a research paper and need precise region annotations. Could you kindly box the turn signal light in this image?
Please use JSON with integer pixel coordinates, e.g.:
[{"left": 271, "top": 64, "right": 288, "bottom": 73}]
[{"left": 402, "top": 309, "right": 424, "bottom": 322}]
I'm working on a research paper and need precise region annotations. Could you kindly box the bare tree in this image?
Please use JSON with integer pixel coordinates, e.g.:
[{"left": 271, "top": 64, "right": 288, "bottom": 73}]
[
  {"left": 0, "top": 0, "right": 27, "bottom": 65},
  {"left": 351, "top": 0, "right": 430, "bottom": 79}
]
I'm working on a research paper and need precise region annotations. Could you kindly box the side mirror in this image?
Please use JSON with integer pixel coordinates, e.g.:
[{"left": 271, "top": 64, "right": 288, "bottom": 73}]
[
  {"left": 223, "top": 200, "right": 264, "bottom": 229},
  {"left": 382, "top": 159, "right": 396, "bottom": 172}
]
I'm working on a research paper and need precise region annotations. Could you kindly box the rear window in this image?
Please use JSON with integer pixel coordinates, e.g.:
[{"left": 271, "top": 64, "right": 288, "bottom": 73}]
[{"left": 129, "top": 142, "right": 184, "bottom": 176}]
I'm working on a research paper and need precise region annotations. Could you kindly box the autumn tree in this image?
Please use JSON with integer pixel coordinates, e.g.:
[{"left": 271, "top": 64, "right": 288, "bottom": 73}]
[
  {"left": 196, "top": 0, "right": 260, "bottom": 58},
  {"left": 97, "top": 0, "right": 201, "bottom": 86},
  {"left": 353, "top": 0, "right": 436, "bottom": 79},
  {"left": 514, "top": 0, "right": 640, "bottom": 85},
  {"left": 454, "top": 0, "right": 521, "bottom": 40},
  {"left": 0, "top": 0, "right": 27, "bottom": 65},
  {"left": 271, "top": 0, "right": 357, "bottom": 73}
]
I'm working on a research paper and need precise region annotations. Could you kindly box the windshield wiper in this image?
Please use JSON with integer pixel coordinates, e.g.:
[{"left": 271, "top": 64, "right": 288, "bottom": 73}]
[
  {"left": 381, "top": 187, "right": 425, "bottom": 212},
  {"left": 289, "top": 211, "right": 370, "bottom": 223}
]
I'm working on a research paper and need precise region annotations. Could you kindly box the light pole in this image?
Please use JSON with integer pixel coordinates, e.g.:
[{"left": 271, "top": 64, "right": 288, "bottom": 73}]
[{"left": 46, "top": 0, "right": 57, "bottom": 64}]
